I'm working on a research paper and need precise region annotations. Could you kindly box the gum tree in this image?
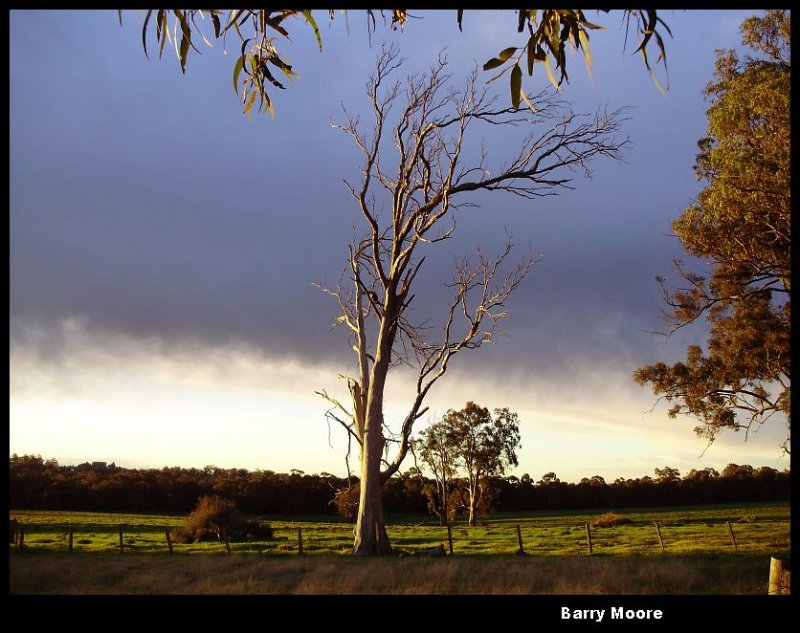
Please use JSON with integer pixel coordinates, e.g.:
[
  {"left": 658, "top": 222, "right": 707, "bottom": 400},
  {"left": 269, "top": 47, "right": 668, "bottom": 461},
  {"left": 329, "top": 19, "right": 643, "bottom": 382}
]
[
  {"left": 316, "top": 45, "right": 626, "bottom": 554},
  {"left": 634, "top": 10, "right": 790, "bottom": 455},
  {"left": 414, "top": 418, "right": 459, "bottom": 526},
  {"left": 441, "top": 402, "right": 521, "bottom": 526}
]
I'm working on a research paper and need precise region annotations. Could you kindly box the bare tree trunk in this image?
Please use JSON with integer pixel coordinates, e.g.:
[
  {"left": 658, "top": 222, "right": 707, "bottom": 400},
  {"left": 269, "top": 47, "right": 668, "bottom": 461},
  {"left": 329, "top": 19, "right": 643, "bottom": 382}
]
[
  {"left": 466, "top": 473, "right": 482, "bottom": 527},
  {"left": 467, "top": 488, "right": 477, "bottom": 527},
  {"left": 352, "top": 474, "right": 390, "bottom": 555},
  {"left": 352, "top": 441, "right": 391, "bottom": 554},
  {"left": 352, "top": 365, "right": 393, "bottom": 555}
]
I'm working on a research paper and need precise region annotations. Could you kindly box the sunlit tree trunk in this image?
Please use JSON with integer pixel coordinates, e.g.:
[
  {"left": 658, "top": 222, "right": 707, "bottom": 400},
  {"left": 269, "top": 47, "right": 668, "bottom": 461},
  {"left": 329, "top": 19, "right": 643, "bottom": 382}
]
[
  {"left": 466, "top": 475, "right": 479, "bottom": 527},
  {"left": 352, "top": 349, "right": 392, "bottom": 555},
  {"left": 352, "top": 441, "right": 390, "bottom": 554}
]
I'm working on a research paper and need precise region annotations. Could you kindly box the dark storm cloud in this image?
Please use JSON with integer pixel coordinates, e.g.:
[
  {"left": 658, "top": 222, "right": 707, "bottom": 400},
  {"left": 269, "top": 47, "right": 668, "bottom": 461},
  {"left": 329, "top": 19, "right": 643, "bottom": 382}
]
[{"left": 10, "top": 10, "right": 732, "bottom": 382}]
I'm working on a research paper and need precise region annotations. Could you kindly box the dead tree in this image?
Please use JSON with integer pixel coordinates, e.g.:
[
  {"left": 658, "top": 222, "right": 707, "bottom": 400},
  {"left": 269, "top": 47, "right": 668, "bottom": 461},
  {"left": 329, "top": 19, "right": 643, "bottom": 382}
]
[{"left": 316, "top": 44, "right": 626, "bottom": 555}]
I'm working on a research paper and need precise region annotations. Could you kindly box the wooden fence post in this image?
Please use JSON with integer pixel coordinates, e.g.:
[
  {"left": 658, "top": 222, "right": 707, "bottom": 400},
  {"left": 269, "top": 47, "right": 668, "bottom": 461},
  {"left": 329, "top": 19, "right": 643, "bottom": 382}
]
[
  {"left": 654, "top": 521, "right": 665, "bottom": 553},
  {"left": 297, "top": 527, "right": 303, "bottom": 556},
  {"left": 18, "top": 526, "right": 25, "bottom": 552},
  {"left": 119, "top": 526, "right": 124, "bottom": 553},
  {"left": 447, "top": 524, "right": 454, "bottom": 555},
  {"left": 225, "top": 535, "right": 231, "bottom": 554},
  {"left": 585, "top": 523, "right": 593, "bottom": 554},
  {"left": 165, "top": 528, "right": 173, "bottom": 554},
  {"left": 516, "top": 525, "right": 525, "bottom": 554},
  {"left": 68, "top": 527, "right": 74, "bottom": 554},
  {"left": 726, "top": 521, "right": 738, "bottom": 552},
  {"left": 769, "top": 557, "right": 791, "bottom": 595}
]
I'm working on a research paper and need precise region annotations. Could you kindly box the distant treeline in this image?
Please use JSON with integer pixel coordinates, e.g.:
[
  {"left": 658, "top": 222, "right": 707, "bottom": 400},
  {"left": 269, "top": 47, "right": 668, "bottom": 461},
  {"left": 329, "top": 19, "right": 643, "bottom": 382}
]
[{"left": 9, "top": 455, "right": 790, "bottom": 517}]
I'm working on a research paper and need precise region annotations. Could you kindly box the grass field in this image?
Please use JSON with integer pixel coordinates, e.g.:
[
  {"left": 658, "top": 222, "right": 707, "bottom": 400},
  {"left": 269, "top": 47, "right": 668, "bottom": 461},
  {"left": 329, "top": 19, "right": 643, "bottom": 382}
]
[
  {"left": 9, "top": 502, "right": 789, "bottom": 594},
  {"left": 9, "top": 501, "right": 790, "bottom": 557},
  {"left": 9, "top": 552, "right": 778, "bottom": 594}
]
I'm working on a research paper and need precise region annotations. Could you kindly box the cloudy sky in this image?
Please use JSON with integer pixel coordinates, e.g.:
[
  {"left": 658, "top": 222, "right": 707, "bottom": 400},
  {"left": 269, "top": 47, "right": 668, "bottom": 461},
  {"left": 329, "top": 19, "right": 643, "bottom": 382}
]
[{"left": 10, "top": 9, "right": 788, "bottom": 482}]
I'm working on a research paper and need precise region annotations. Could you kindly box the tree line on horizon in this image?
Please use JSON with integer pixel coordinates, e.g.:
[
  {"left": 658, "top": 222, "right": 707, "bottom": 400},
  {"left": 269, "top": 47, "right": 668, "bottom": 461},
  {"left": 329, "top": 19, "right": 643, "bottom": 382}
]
[{"left": 9, "top": 454, "right": 789, "bottom": 518}]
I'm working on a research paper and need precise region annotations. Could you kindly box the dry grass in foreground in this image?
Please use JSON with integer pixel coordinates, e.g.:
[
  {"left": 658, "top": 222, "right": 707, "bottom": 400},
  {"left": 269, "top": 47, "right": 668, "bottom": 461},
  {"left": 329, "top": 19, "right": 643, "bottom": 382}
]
[{"left": 9, "top": 553, "right": 772, "bottom": 594}]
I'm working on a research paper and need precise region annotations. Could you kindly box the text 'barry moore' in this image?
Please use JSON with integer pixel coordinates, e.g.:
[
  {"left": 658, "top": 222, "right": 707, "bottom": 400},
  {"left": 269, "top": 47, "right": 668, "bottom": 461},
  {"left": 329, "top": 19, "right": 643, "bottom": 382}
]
[{"left": 561, "top": 607, "right": 664, "bottom": 622}]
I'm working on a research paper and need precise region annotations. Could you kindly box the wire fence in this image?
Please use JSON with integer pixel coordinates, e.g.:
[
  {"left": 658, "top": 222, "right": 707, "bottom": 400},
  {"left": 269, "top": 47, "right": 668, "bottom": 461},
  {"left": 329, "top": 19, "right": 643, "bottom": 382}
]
[{"left": 9, "top": 515, "right": 791, "bottom": 559}]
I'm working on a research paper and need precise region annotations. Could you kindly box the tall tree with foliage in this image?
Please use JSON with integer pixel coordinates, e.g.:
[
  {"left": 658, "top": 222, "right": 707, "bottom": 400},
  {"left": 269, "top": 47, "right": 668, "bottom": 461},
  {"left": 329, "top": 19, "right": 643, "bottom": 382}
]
[
  {"left": 124, "top": 9, "right": 670, "bottom": 118},
  {"left": 440, "top": 402, "right": 521, "bottom": 526},
  {"left": 414, "top": 419, "right": 459, "bottom": 526},
  {"left": 634, "top": 10, "right": 790, "bottom": 454}
]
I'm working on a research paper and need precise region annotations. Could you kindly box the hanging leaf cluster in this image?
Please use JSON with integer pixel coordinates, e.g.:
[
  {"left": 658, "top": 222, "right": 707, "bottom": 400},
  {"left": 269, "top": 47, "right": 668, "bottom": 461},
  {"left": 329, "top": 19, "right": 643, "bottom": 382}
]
[
  {"left": 478, "top": 9, "right": 671, "bottom": 109},
  {"left": 125, "top": 9, "right": 671, "bottom": 118},
  {"left": 130, "top": 9, "right": 320, "bottom": 118}
]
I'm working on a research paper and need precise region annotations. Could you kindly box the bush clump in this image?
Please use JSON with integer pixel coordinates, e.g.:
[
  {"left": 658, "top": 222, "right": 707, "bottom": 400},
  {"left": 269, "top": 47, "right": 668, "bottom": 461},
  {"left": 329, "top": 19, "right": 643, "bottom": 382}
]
[
  {"left": 333, "top": 485, "right": 360, "bottom": 523},
  {"left": 592, "top": 512, "right": 633, "bottom": 528},
  {"left": 171, "top": 495, "right": 273, "bottom": 543},
  {"left": 232, "top": 519, "right": 274, "bottom": 542}
]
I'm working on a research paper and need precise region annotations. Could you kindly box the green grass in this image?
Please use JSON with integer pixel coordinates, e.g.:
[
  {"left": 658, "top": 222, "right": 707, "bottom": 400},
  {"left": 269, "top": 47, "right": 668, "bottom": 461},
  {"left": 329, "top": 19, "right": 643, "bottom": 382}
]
[{"left": 9, "top": 501, "right": 790, "bottom": 557}]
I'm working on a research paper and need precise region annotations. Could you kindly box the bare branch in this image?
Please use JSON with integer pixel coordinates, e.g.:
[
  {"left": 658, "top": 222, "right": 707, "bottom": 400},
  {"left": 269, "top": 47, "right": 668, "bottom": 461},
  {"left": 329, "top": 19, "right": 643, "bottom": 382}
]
[{"left": 317, "top": 392, "right": 362, "bottom": 447}]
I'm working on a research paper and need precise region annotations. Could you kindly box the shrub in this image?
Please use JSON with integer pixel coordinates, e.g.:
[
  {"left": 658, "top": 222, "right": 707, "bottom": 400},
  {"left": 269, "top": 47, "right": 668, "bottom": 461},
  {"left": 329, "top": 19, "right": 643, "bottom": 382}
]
[
  {"left": 177, "top": 495, "right": 274, "bottom": 543},
  {"left": 183, "top": 495, "right": 245, "bottom": 542},
  {"left": 333, "top": 486, "right": 360, "bottom": 522},
  {"left": 592, "top": 512, "right": 633, "bottom": 528},
  {"left": 231, "top": 519, "right": 274, "bottom": 542},
  {"left": 169, "top": 527, "right": 194, "bottom": 544}
]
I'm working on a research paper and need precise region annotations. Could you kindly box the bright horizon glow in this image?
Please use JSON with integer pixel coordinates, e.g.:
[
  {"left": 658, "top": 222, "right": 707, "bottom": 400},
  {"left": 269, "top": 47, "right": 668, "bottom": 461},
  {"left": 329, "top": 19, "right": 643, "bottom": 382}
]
[{"left": 10, "top": 321, "right": 789, "bottom": 482}]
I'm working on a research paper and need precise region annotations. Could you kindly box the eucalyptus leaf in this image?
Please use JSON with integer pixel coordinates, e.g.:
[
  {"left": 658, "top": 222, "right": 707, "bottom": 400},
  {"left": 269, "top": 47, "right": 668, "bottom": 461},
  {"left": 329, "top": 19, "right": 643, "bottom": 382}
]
[
  {"left": 141, "top": 10, "right": 153, "bottom": 59},
  {"left": 301, "top": 10, "right": 323, "bottom": 51},
  {"left": 498, "top": 47, "right": 517, "bottom": 62},
  {"left": 483, "top": 57, "right": 505, "bottom": 71},
  {"left": 179, "top": 35, "right": 190, "bottom": 74},
  {"left": 526, "top": 35, "right": 535, "bottom": 75},
  {"left": 510, "top": 64, "right": 522, "bottom": 109},
  {"left": 544, "top": 54, "right": 559, "bottom": 91},
  {"left": 233, "top": 56, "right": 244, "bottom": 95}
]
